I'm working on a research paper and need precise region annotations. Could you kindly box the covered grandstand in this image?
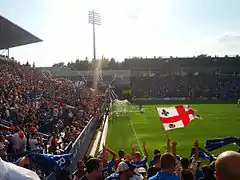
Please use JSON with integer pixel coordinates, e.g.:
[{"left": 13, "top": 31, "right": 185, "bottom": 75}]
[{"left": 0, "top": 15, "right": 42, "bottom": 55}]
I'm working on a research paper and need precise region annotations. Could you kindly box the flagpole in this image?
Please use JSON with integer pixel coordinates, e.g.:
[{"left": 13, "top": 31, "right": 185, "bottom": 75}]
[
  {"left": 156, "top": 106, "right": 169, "bottom": 139},
  {"left": 161, "top": 121, "right": 169, "bottom": 139}
]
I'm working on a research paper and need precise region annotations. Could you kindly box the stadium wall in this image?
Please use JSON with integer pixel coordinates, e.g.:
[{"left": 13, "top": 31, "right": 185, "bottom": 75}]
[
  {"left": 68, "top": 103, "right": 108, "bottom": 173},
  {"left": 99, "top": 115, "right": 109, "bottom": 152},
  {"left": 131, "top": 97, "right": 236, "bottom": 104}
]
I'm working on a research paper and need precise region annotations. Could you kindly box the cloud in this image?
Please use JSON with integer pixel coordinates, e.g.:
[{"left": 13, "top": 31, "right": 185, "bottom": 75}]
[
  {"left": 218, "top": 33, "right": 240, "bottom": 43},
  {"left": 196, "top": 33, "right": 240, "bottom": 56}
]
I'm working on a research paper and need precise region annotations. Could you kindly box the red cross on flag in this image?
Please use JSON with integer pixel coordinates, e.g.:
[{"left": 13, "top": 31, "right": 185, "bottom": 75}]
[{"left": 157, "top": 105, "right": 199, "bottom": 131}]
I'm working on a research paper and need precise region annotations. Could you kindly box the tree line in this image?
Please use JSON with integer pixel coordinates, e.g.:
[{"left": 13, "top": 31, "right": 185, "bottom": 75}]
[{"left": 52, "top": 54, "right": 240, "bottom": 70}]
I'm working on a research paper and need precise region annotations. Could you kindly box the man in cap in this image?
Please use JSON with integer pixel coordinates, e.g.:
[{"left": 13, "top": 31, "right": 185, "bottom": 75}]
[
  {"left": 107, "top": 161, "right": 135, "bottom": 180},
  {"left": 131, "top": 144, "right": 148, "bottom": 167}
]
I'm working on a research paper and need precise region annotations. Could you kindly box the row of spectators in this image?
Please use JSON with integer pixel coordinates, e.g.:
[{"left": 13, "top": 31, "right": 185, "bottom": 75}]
[
  {"left": 71, "top": 138, "right": 240, "bottom": 180},
  {"left": 131, "top": 75, "right": 240, "bottom": 99},
  {"left": 0, "top": 59, "right": 105, "bottom": 161}
]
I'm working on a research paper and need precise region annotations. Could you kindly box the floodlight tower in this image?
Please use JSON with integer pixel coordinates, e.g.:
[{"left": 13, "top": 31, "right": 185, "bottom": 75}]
[{"left": 88, "top": 10, "right": 102, "bottom": 90}]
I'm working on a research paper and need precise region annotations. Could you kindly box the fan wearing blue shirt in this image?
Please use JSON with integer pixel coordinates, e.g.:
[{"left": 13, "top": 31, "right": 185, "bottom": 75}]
[
  {"left": 131, "top": 144, "right": 149, "bottom": 167},
  {"left": 149, "top": 149, "right": 161, "bottom": 167},
  {"left": 149, "top": 153, "right": 180, "bottom": 180},
  {"left": 100, "top": 145, "right": 117, "bottom": 179}
]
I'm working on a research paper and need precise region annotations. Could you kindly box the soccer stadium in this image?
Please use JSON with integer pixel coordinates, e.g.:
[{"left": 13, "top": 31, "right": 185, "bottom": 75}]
[{"left": 1, "top": 8, "right": 240, "bottom": 180}]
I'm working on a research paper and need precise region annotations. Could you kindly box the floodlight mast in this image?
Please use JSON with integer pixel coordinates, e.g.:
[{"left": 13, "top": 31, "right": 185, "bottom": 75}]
[{"left": 88, "top": 10, "right": 102, "bottom": 90}]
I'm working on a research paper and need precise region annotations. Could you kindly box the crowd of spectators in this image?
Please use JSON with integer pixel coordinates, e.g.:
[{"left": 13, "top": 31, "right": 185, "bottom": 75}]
[
  {"left": 71, "top": 138, "right": 240, "bottom": 180},
  {"left": 131, "top": 75, "right": 240, "bottom": 99},
  {"left": 0, "top": 58, "right": 105, "bottom": 161},
  {"left": 1, "top": 55, "right": 240, "bottom": 180}
]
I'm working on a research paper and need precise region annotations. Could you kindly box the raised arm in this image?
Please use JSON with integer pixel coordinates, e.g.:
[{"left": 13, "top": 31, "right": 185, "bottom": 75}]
[
  {"left": 172, "top": 141, "right": 177, "bottom": 156},
  {"left": 193, "top": 140, "right": 199, "bottom": 160},
  {"left": 105, "top": 146, "right": 117, "bottom": 158},
  {"left": 142, "top": 144, "right": 149, "bottom": 158},
  {"left": 131, "top": 144, "right": 135, "bottom": 158},
  {"left": 190, "top": 140, "right": 199, "bottom": 174},
  {"left": 172, "top": 141, "right": 182, "bottom": 177},
  {"left": 166, "top": 136, "right": 171, "bottom": 153}
]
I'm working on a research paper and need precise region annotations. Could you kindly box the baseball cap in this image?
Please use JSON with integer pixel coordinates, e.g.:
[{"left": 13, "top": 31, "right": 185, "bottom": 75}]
[
  {"left": 18, "top": 131, "right": 24, "bottom": 137},
  {"left": 138, "top": 167, "right": 147, "bottom": 173},
  {"left": 117, "top": 161, "right": 137, "bottom": 173},
  {"left": 117, "top": 162, "right": 129, "bottom": 172}
]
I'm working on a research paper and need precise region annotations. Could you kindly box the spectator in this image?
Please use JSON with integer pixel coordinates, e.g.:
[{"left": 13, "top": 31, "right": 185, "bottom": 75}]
[
  {"left": 6, "top": 134, "right": 14, "bottom": 155},
  {"left": 114, "top": 149, "right": 126, "bottom": 169},
  {"left": 173, "top": 140, "right": 199, "bottom": 177},
  {"left": 149, "top": 149, "right": 161, "bottom": 167},
  {"left": 17, "top": 131, "right": 27, "bottom": 154},
  {"left": 181, "top": 170, "right": 194, "bottom": 180},
  {"left": 48, "top": 132, "right": 58, "bottom": 154},
  {"left": 72, "top": 160, "right": 86, "bottom": 180},
  {"left": 149, "top": 153, "right": 180, "bottom": 180},
  {"left": 137, "top": 167, "right": 147, "bottom": 179},
  {"left": 29, "top": 132, "right": 41, "bottom": 151},
  {"left": 181, "top": 158, "right": 190, "bottom": 170},
  {"left": 12, "top": 128, "right": 20, "bottom": 154},
  {"left": 201, "top": 165, "right": 215, "bottom": 180},
  {"left": 215, "top": 151, "right": 240, "bottom": 180},
  {"left": 0, "top": 157, "right": 40, "bottom": 180},
  {"left": 130, "top": 167, "right": 144, "bottom": 180},
  {"left": 107, "top": 161, "right": 134, "bottom": 180},
  {"left": 131, "top": 144, "right": 148, "bottom": 167},
  {"left": 0, "top": 135, "right": 8, "bottom": 156},
  {"left": 195, "top": 162, "right": 203, "bottom": 180},
  {"left": 101, "top": 145, "right": 117, "bottom": 179},
  {"left": 148, "top": 153, "right": 161, "bottom": 178},
  {"left": 64, "top": 126, "right": 72, "bottom": 143},
  {"left": 80, "top": 158, "right": 102, "bottom": 180}
]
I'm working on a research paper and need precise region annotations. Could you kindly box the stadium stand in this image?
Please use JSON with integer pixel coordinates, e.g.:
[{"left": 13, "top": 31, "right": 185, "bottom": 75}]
[{"left": 0, "top": 15, "right": 109, "bottom": 179}]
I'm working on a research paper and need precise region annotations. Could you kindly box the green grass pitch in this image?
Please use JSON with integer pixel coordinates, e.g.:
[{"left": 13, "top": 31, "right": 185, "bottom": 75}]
[{"left": 106, "top": 104, "right": 240, "bottom": 161}]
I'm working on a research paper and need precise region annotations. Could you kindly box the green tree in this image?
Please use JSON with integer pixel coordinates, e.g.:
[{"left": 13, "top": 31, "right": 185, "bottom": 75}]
[
  {"left": 100, "top": 56, "right": 109, "bottom": 69},
  {"left": 52, "top": 62, "right": 65, "bottom": 67}
]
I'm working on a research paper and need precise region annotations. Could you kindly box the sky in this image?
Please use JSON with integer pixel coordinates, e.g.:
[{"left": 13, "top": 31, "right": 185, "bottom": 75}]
[{"left": 1, "top": 0, "right": 240, "bottom": 67}]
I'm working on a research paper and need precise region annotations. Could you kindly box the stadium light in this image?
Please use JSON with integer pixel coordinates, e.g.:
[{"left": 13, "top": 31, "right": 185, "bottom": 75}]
[
  {"left": 88, "top": 10, "right": 101, "bottom": 61},
  {"left": 88, "top": 10, "right": 102, "bottom": 90}
]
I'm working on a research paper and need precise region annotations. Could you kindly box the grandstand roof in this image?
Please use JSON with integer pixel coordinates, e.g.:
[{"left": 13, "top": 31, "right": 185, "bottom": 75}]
[{"left": 0, "top": 15, "right": 42, "bottom": 49}]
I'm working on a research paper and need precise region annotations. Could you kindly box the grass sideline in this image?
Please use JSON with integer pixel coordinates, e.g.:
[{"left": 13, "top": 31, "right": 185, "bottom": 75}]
[{"left": 106, "top": 104, "right": 240, "bottom": 161}]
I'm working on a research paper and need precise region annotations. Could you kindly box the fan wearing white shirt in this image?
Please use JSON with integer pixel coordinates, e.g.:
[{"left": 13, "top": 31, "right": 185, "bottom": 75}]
[
  {"left": 29, "top": 132, "right": 40, "bottom": 151},
  {"left": 0, "top": 157, "right": 40, "bottom": 180}
]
